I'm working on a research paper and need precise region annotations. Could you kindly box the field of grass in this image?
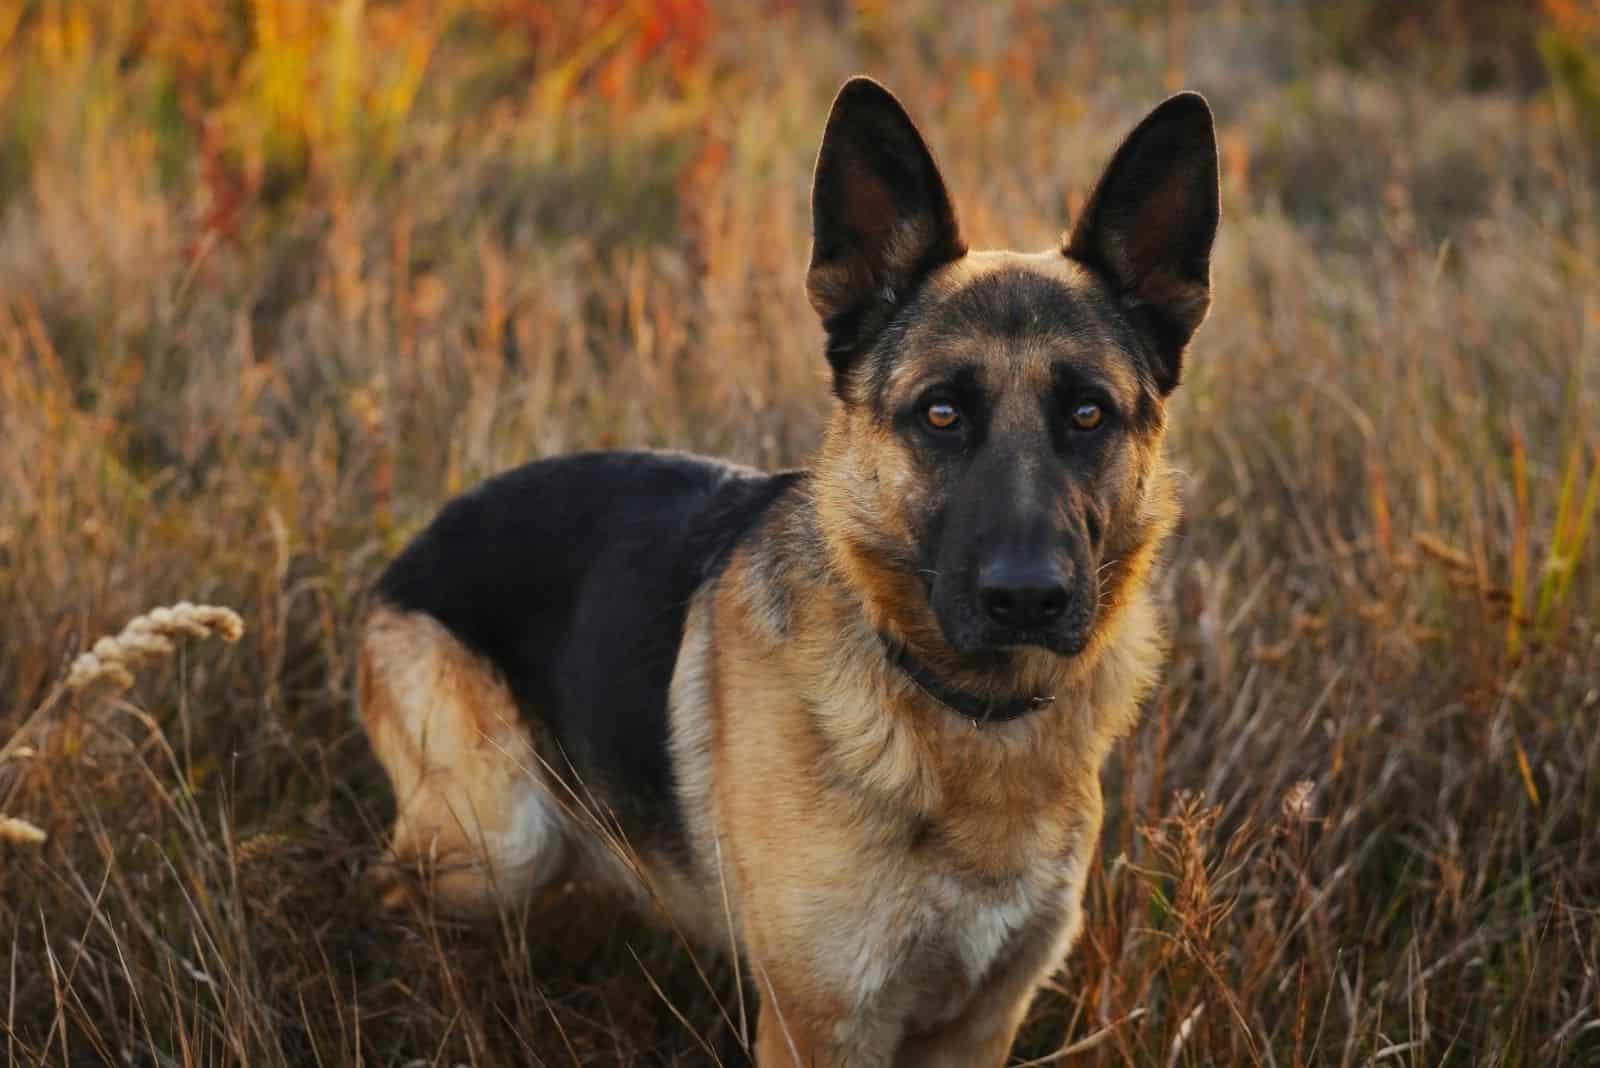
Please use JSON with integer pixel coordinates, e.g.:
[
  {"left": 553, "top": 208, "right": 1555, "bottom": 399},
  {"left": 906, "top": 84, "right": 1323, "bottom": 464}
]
[{"left": 2, "top": 1, "right": 1599, "bottom": 1064}]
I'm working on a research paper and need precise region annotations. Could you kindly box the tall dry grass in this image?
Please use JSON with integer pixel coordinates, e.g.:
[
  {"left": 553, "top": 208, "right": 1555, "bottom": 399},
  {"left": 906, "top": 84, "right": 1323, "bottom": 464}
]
[{"left": 2, "top": 2, "right": 1598, "bottom": 1064}]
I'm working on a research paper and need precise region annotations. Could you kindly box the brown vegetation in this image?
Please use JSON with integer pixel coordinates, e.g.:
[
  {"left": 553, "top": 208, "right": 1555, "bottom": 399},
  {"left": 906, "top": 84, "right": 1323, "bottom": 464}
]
[{"left": 2, "top": 2, "right": 1598, "bottom": 1064}]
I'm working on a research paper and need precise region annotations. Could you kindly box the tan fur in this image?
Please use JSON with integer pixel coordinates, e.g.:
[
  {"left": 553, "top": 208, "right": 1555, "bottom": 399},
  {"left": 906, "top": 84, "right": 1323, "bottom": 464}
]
[{"left": 360, "top": 606, "right": 567, "bottom": 913}]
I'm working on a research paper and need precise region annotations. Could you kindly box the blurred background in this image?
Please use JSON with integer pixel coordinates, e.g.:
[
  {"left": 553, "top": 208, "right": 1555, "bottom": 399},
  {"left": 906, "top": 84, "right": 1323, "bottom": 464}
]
[{"left": 1, "top": 1, "right": 1597, "bottom": 1064}]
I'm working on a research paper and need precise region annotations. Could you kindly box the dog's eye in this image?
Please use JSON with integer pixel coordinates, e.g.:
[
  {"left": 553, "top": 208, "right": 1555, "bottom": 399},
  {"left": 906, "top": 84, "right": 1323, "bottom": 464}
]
[
  {"left": 924, "top": 402, "right": 962, "bottom": 431},
  {"left": 1070, "top": 402, "right": 1104, "bottom": 431}
]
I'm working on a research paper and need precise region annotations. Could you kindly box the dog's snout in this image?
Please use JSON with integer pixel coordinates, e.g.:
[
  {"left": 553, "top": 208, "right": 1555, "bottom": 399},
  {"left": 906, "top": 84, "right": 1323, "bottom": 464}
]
[{"left": 977, "top": 558, "right": 1069, "bottom": 630}]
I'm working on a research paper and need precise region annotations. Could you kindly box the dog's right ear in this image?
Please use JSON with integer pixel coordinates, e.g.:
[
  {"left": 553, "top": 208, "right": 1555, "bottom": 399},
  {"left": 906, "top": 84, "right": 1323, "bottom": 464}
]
[{"left": 807, "top": 77, "right": 966, "bottom": 388}]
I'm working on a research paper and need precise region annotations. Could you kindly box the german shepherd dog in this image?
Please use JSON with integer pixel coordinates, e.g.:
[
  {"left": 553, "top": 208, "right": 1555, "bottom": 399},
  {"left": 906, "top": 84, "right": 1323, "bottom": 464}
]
[{"left": 360, "top": 77, "right": 1217, "bottom": 1065}]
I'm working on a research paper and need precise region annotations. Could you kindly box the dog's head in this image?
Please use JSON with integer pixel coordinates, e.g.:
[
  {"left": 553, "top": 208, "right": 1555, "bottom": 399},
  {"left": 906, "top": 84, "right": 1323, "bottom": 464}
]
[{"left": 808, "top": 78, "right": 1217, "bottom": 660}]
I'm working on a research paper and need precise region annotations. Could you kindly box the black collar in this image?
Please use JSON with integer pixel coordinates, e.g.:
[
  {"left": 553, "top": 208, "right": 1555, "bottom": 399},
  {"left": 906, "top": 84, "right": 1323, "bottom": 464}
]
[{"left": 878, "top": 632, "right": 1056, "bottom": 725}]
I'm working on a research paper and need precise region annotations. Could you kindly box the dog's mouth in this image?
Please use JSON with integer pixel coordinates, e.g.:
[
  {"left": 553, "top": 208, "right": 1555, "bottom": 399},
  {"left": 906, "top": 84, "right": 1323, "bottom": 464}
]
[{"left": 977, "top": 624, "right": 1092, "bottom": 657}]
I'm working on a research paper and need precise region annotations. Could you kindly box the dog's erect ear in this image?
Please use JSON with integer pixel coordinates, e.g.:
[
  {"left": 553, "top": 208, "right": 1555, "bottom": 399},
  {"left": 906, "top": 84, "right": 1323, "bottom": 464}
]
[
  {"left": 807, "top": 77, "right": 965, "bottom": 384},
  {"left": 1067, "top": 92, "right": 1218, "bottom": 394}
]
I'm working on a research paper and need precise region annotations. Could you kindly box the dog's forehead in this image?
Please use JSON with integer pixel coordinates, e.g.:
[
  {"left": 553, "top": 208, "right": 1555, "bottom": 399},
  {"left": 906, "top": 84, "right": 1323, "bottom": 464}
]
[
  {"left": 885, "top": 251, "right": 1145, "bottom": 398},
  {"left": 924, "top": 250, "right": 1101, "bottom": 313}
]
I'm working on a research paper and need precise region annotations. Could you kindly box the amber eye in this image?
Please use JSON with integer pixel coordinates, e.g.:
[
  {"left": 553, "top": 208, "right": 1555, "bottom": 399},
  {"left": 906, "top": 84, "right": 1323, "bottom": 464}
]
[
  {"left": 1071, "top": 402, "right": 1104, "bottom": 431},
  {"left": 925, "top": 402, "right": 962, "bottom": 431}
]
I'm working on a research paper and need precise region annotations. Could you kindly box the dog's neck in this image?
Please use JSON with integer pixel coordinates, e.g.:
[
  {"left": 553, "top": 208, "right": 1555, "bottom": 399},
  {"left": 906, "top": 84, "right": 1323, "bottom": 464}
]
[{"left": 876, "top": 631, "right": 1057, "bottom": 724}]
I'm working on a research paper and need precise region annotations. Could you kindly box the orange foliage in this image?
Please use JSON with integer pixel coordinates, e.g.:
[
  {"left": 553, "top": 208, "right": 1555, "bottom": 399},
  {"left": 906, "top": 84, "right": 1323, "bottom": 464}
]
[
  {"left": 1544, "top": 0, "right": 1600, "bottom": 36},
  {"left": 482, "top": 0, "right": 711, "bottom": 88}
]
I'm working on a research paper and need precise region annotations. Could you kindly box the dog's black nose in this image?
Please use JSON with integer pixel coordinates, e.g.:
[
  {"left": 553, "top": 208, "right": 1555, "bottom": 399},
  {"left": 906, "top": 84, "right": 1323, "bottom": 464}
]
[{"left": 978, "top": 560, "right": 1069, "bottom": 630}]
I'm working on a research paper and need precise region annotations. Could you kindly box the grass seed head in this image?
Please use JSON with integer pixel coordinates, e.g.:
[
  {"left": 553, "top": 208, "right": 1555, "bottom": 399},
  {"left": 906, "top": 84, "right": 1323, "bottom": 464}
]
[
  {"left": 66, "top": 602, "right": 245, "bottom": 693},
  {"left": 0, "top": 816, "right": 47, "bottom": 846}
]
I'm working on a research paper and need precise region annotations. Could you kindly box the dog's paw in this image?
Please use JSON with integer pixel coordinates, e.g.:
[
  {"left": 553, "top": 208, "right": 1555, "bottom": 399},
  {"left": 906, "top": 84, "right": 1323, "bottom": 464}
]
[{"left": 366, "top": 853, "right": 424, "bottom": 913}]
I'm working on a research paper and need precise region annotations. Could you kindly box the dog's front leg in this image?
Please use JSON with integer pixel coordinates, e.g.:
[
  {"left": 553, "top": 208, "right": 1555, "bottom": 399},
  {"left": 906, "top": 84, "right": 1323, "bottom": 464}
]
[
  {"left": 753, "top": 999, "right": 896, "bottom": 1068},
  {"left": 890, "top": 960, "right": 1050, "bottom": 1068},
  {"left": 892, "top": 899, "right": 1086, "bottom": 1068},
  {"left": 890, "top": 990, "right": 1034, "bottom": 1068},
  {"left": 748, "top": 965, "right": 901, "bottom": 1068}
]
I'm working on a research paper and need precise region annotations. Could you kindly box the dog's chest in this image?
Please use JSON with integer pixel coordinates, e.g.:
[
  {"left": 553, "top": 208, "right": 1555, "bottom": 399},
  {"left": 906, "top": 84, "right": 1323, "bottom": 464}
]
[
  {"left": 925, "top": 873, "right": 1041, "bottom": 987},
  {"left": 826, "top": 860, "right": 1063, "bottom": 1028}
]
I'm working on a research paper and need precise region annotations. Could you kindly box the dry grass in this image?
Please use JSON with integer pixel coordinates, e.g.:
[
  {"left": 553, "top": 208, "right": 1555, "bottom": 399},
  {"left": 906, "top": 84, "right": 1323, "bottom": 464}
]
[{"left": 2, "top": 2, "right": 1598, "bottom": 1064}]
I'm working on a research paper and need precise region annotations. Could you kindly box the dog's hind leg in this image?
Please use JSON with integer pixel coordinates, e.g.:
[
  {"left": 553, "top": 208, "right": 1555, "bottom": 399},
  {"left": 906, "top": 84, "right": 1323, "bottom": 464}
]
[{"left": 358, "top": 606, "right": 568, "bottom": 914}]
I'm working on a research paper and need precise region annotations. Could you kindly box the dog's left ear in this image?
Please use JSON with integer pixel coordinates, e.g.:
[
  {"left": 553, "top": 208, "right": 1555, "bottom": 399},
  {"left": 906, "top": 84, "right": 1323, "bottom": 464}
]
[
  {"left": 807, "top": 77, "right": 966, "bottom": 386},
  {"left": 1067, "top": 92, "right": 1219, "bottom": 394}
]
